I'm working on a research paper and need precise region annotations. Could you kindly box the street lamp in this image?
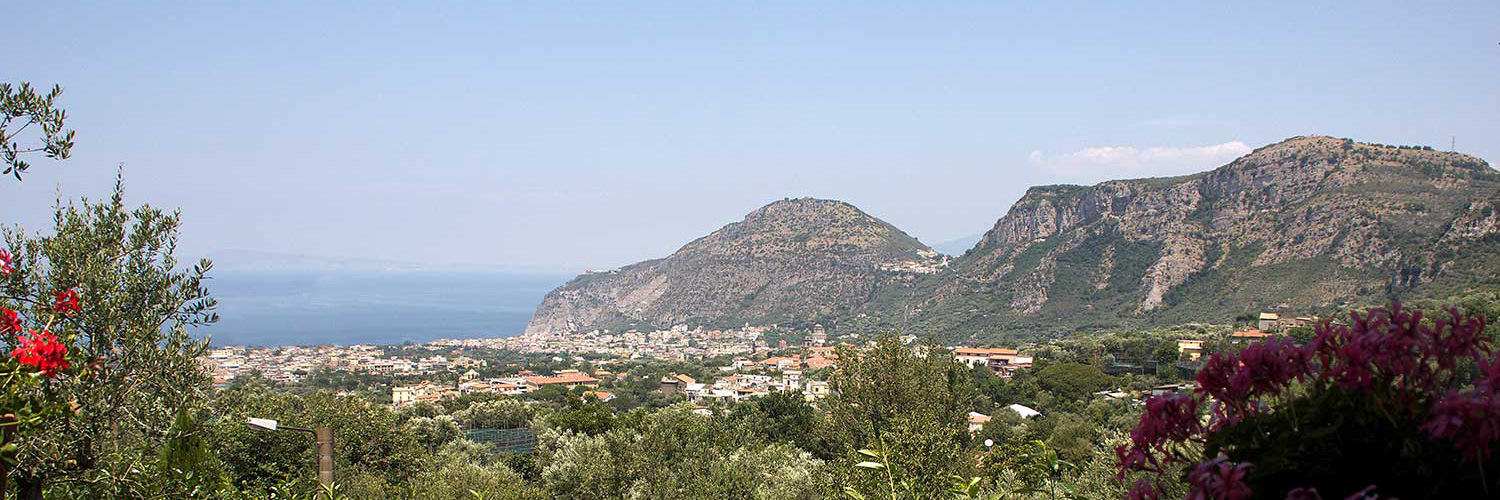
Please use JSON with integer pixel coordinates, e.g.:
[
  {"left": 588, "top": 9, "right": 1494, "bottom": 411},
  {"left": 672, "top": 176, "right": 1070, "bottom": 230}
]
[{"left": 246, "top": 417, "right": 334, "bottom": 491}]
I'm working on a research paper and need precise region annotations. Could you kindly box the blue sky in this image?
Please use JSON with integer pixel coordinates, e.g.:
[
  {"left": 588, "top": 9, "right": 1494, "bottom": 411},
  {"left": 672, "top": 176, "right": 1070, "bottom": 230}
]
[{"left": 4, "top": 1, "right": 1497, "bottom": 270}]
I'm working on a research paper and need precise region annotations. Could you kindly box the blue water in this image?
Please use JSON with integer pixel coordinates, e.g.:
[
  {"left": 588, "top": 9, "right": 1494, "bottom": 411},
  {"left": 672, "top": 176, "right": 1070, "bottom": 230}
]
[{"left": 200, "top": 270, "right": 571, "bottom": 347}]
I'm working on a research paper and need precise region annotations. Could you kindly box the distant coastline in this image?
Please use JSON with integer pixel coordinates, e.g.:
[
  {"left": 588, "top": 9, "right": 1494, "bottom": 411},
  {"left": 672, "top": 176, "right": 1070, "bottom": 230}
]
[{"left": 200, "top": 268, "right": 571, "bottom": 347}]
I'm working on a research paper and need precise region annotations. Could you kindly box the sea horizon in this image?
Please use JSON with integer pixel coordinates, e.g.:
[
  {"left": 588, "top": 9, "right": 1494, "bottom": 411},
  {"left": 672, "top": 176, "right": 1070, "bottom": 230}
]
[{"left": 199, "top": 268, "right": 572, "bottom": 347}]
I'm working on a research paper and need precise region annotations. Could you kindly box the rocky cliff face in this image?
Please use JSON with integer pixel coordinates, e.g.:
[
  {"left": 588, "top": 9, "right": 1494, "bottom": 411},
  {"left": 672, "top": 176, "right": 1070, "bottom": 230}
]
[
  {"left": 526, "top": 136, "right": 1500, "bottom": 342},
  {"left": 524, "top": 198, "right": 941, "bottom": 336},
  {"left": 900, "top": 136, "right": 1500, "bottom": 339}
]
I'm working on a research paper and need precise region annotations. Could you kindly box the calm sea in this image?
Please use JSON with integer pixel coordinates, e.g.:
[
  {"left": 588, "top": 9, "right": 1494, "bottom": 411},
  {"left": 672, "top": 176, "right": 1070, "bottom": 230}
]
[{"left": 200, "top": 270, "right": 572, "bottom": 347}]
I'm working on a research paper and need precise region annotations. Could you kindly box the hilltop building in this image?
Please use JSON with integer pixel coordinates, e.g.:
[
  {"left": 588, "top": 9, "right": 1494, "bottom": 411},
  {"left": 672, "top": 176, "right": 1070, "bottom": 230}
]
[
  {"left": 524, "top": 370, "right": 600, "bottom": 391},
  {"left": 953, "top": 347, "right": 1033, "bottom": 376}
]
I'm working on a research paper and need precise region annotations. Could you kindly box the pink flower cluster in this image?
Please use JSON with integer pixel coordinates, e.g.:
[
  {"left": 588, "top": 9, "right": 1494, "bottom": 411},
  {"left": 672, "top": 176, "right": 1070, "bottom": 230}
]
[
  {"left": 1117, "top": 393, "right": 1201, "bottom": 475},
  {"left": 1117, "top": 303, "right": 1495, "bottom": 499},
  {"left": 1186, "top": 455, "right": 1252, "bottom": 500},
  {"left": 1422, "top": 358, "right": 1500, "bottom": 461},
  {"left": 1196, "top": 338, "right": 1309, "bottom": 429},
  {"left": 1309, "top": 303, "right": 1487, "bottom": 397},
  {"left": 0, "top": 247, "right": 12, "bottom": 275}
]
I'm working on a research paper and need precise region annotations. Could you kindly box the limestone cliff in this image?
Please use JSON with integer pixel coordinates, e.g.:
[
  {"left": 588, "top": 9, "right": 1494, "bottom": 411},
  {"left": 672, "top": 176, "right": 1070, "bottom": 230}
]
[
  {"left": 897, "top": 136, "right": 1500, "bottom": 339},
  {"left": 525, "top": 136, "right": 1500, "bottom": 342}
]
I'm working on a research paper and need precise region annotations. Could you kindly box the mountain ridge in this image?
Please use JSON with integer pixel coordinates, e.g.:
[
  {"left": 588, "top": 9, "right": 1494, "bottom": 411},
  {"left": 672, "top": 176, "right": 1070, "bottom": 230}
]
[
  {"left": 523, "top": 197, "right": 943, "bottom": 336},
  {"left": 525, "top": 136, "right": 1500, "bottom": 341},
  {"left": 874, "top": 135, "right": 1500, "bottom": 340}
]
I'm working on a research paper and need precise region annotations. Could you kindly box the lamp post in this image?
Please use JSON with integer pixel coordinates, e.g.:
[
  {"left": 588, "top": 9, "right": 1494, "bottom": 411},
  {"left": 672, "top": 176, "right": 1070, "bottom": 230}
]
[{"left": 246, "top": 417, "right": 334, "bottom": 491}]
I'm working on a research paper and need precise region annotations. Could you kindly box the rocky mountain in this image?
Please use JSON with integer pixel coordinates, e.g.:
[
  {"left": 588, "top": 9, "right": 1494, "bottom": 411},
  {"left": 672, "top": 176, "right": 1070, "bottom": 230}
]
[
  {"left": 527, "top": 136, "right": 1500, "bottom": 342},
  {"left": 523, "top": 198, "right": 943, "bottom": 336},
  {"left": 877, "top": 136, "right": 1500, "bottom": 341}
]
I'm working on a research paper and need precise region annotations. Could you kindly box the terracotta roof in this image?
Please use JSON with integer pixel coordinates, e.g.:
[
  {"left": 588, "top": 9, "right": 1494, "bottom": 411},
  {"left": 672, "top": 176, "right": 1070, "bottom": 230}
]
[
  {"left": 953, "top": 347, "right": 1018, "bottom": 356},
  {"left": 526, "top": 372, "right": 600, "bottom": 386},
  {"left": 1232, "top": 330, "right": 1272, "bottom": 338}
]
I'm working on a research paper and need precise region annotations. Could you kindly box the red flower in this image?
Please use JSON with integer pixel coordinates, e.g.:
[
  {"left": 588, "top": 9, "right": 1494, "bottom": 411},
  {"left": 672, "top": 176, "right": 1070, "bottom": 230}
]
[
  {"left": 1, "top": 308, "right": 21, "bottom": 336},
  {"left": 0, "top": 248, "right": 12, "bottom": 275},
  {"left": 53, "top": 289, "right": 80, "bottom": 315},
  {"left": 13, "top": 329, "right": 68, "bottom": 377}
]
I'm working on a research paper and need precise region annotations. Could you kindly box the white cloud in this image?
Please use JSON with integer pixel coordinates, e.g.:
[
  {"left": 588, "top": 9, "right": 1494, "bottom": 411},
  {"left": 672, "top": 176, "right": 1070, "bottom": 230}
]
[{"left": 1028, "top": 140, "right": 1251, "bottom": 183}]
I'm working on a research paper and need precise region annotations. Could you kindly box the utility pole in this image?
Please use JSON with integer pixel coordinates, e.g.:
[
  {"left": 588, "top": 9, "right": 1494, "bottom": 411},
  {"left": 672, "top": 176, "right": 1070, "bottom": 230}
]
[
  {"left": 315, "top": 427, "right": 335, "bottom": 491},
  {"left": 247, "top": 418, "right": 335, "bottom": 494}
]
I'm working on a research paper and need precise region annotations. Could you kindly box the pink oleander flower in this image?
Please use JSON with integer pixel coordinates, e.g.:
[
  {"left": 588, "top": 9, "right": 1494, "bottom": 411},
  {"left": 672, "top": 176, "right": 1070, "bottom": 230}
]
[
  {"left": 1187, "top": 455, "right": 1253, "bottom": 500},
  {"left": 0, "top": 248, "right": 12, "bottom": 275}
]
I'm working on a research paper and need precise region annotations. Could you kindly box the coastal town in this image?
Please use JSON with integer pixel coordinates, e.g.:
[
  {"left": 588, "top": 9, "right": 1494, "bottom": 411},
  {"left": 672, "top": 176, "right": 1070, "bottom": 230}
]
[
  {"left": 193, "top": 307, "right": 1332, "bottom": 444},
  {"left": 200, "top": 309, "right": 1318, "bottom": 386},
  {"left": 199, "top": 320, "right": 1049, "bottom": 406},
  {"left": 198, "top": 312, "right": 1319, "bottom": 419}
]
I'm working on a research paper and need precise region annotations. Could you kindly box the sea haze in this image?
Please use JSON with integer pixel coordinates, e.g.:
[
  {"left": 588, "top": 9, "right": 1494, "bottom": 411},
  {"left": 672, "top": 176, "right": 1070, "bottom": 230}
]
[{"left": 201, "top": 270, "right": 572, "bottom": 347}]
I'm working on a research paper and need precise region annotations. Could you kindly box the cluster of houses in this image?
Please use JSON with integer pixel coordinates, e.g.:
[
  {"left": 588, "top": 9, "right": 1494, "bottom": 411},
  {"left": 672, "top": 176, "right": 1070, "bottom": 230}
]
[
  {"left": 1224, "top": 313, "right": 1320, "bottom": 345},
  {"left": 657, "top": 370, "right": 832, "bottom": 403},
  {"left": 391, "top": 369, "right": 603, "bottom": 407},
  {"left": 952, "top": 347, "right": 1034, "bottom": 377},
  {"left": 480, "top": 324, "right": 780, "bottom": 360},
  {"left": 732, "top": 345, "right": 840, "bottom": 372},
  {"left": 391, "top": 340, "right": 1042, "bottom": 409},
  {"left": 202, "top": 344, "right": 486, "bottom": 388},
  {"left": 1171, "top": 312, "right": 1323, "bottom": 362},
  {"left": 1256, "top": 312, "right": 1319, "bottom": 332}
]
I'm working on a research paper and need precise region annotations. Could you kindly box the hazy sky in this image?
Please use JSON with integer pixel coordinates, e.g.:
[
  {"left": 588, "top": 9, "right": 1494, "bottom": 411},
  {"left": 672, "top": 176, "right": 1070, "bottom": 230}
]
[{"left": 4, "top": 1, "right": 1497, "bottom": 271}]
